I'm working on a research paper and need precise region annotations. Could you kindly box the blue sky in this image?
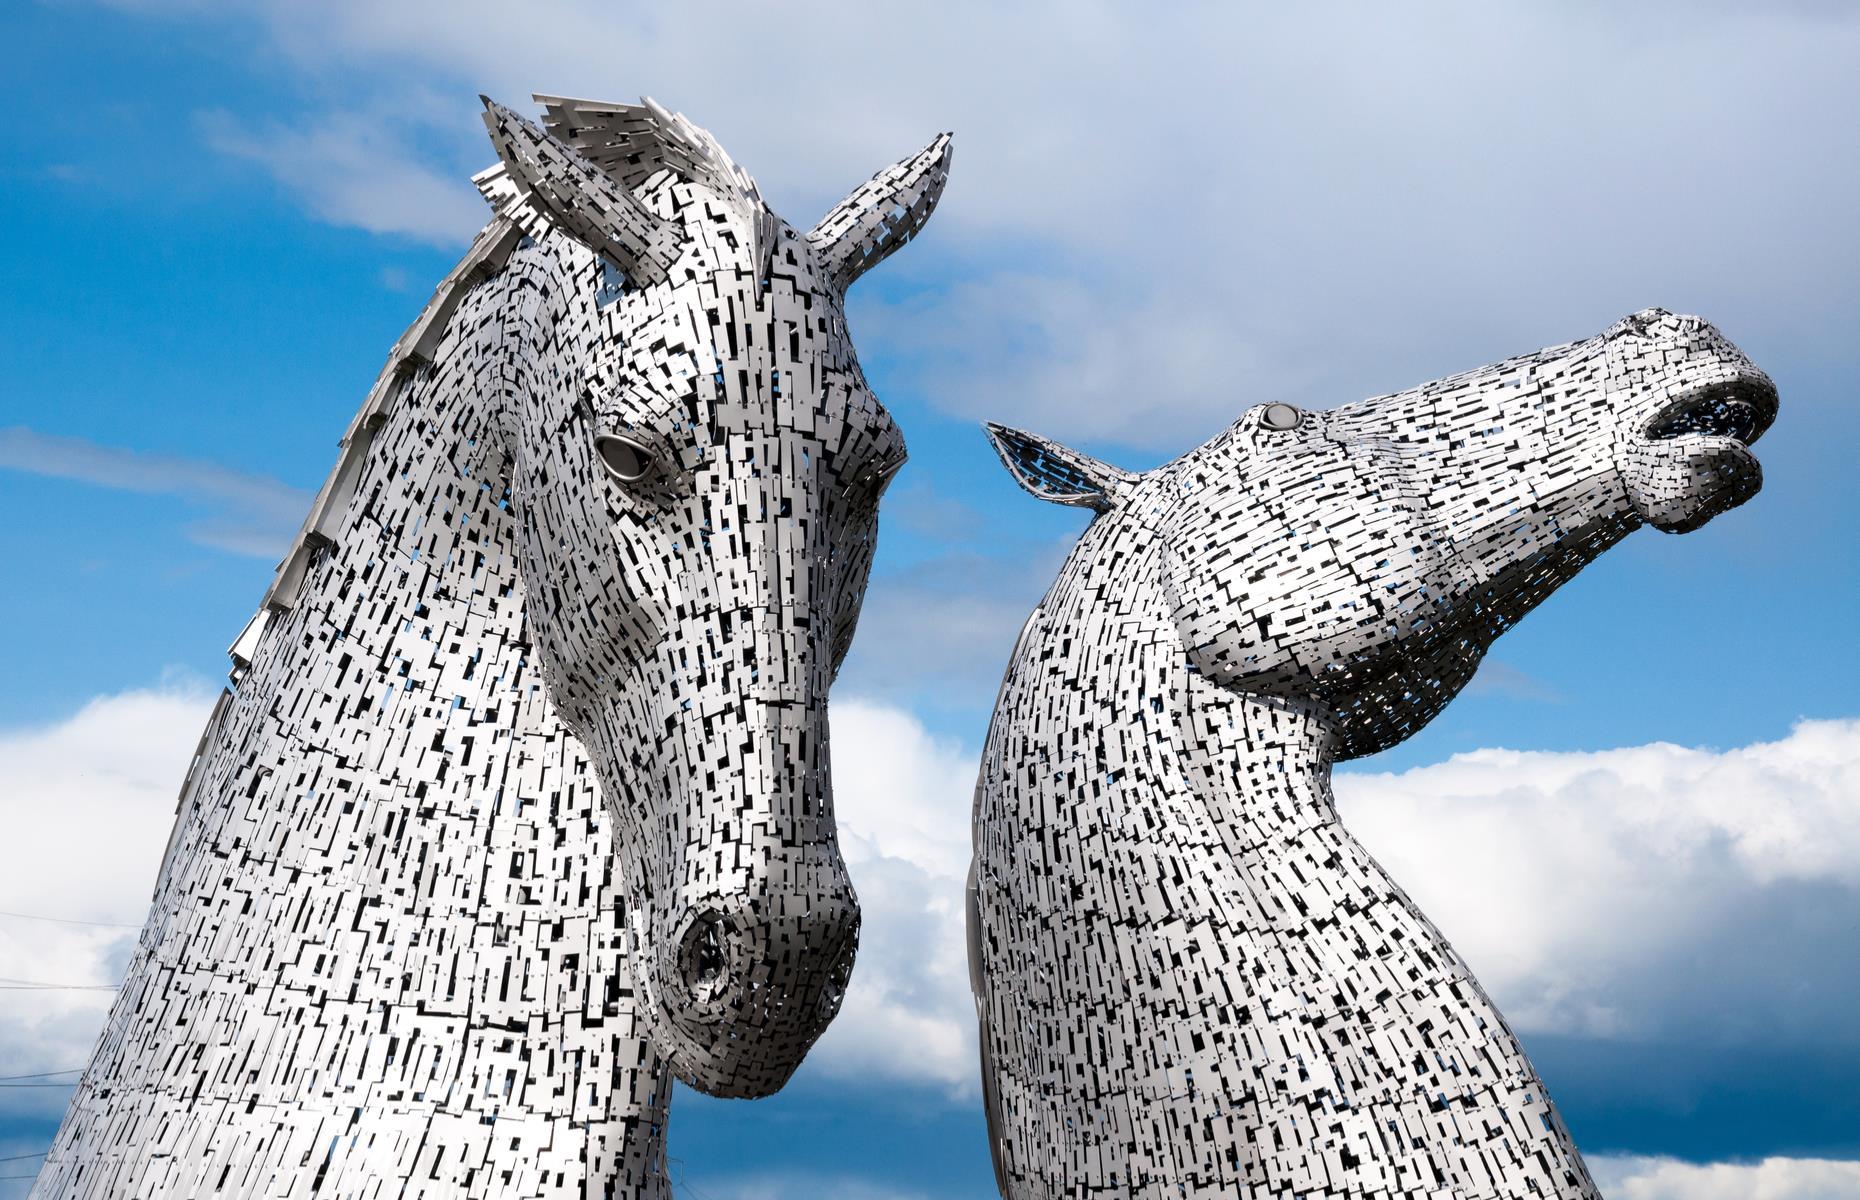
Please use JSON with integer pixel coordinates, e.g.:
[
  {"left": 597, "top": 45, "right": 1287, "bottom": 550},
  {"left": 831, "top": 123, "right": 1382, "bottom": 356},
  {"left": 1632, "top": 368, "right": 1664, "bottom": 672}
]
[{"left": 2, "top": 2, "right": 1857, "bottom": 1197}]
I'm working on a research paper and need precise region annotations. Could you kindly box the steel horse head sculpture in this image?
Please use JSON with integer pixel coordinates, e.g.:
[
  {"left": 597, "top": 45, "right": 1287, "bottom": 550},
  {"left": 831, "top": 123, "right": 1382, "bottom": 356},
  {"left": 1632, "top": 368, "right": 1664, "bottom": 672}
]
[
  {"left": 969, "top": 311, "right": 1775, "bottom": 1198},
  {"left": 35, "top": 95, "right": 949, "bottom": 1199}
]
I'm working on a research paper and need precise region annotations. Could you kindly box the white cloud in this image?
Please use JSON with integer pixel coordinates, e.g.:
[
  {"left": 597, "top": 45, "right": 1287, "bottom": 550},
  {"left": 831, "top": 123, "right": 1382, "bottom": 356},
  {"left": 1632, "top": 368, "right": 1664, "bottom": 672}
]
[
  {"left": 676, "top": 1170, "right": 929, "bottom": 1200},
  {"left": 1337, "top": 718, "right": 1860, "bottom": 1040},
  {"left": 810, "top": 701, "right": 980, "bottom": 1093},
  {"left": 819, "top": 711, "right": 1860, "bottom": 1094},
  {"left": 1589, "top": 1154, "right": 1860, "bottom": 1200},
  {"left": 198, "top": 107, "right": 487, "bottom": 246},
  {"left": 0, "top": 681, "right": 216, "bottom": 1105},
  {"left": 849, "top": 272, "right": 1305, "bottom": 449},
  {"left": 813, "top": 708, "right": 1860, "bottom": 1092},
  {"left": 0, "top": 426, "right": 310, "bottom": 560},
  {"left": 680, "top": 1156, "right": 1860, "bottom": 1200}
]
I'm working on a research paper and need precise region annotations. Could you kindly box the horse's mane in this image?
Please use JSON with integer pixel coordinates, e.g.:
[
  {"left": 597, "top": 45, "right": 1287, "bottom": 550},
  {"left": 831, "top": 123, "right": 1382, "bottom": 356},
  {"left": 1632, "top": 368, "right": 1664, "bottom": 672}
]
[
  {"left": 222, "top": 207, "right": 516, "bottom": 681},
  {"left": 225, "top": 94, "right": 743, "bottom": 684}
]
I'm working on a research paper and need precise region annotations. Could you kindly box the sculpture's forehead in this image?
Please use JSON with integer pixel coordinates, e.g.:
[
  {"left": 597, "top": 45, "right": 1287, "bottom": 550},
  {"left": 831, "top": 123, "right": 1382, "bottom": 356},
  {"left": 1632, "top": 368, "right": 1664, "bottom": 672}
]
[
  {"left": 636, "top": 172, "right": 827, "bottom": 286},
  {"left": 572, "top": 175, "right": 887, "bottom": 455},
  {"left": 594, "top": 233, "right": 858, "bottom": 385},
  {"left": 601, "top": 237, "right": 849, "bottom": 367},
  {"left": 588, "top": 276, "right": 901, "bottom": 467}
]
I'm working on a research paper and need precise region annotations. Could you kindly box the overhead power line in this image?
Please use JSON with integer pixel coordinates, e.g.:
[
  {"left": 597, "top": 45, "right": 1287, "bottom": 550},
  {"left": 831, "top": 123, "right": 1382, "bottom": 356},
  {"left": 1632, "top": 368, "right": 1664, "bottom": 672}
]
[
  {"left": 0, "top": 908, "right": 144, "bottom": 929},
  {"left": 0, "top": 977, "right": 120, "bottom": 992}
]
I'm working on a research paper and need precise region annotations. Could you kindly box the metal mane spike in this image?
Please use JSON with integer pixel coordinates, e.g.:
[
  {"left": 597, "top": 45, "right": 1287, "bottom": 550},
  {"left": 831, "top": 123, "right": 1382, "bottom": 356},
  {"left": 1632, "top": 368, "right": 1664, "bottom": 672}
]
[{"left": 535, "top": 93, "right": 779, "bottom": 277}]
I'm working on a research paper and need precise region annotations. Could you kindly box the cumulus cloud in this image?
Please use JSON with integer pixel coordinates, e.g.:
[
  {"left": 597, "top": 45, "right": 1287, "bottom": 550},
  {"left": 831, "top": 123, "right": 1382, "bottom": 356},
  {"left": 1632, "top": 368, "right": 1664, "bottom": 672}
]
[
  {"left": 689, "top": 1156, "right": 1860, "bottom": 1200},
  {"left": 1588, "top": 1154, "right": 1860, "bottom": 1200},
  {"left": 809, "top": 701, "right": 980, "bottom": 1093},
  {"left": 0, "top": 682, "right": 216, "bottom": 1108},
  {"left": 816, "top": 711, "right": 1860, "bottom": 1096},
  {"left": 806, "top": 710, "right": 1860, "bottom": 1096},
  {"left": 0, "top": 427, "right": 310, "bottom": 560},
  {"left": 677, "top": 1156, "right": 1860, "bottom": 1200},
  {"left": 1336, "top": 718, "right": 1860, "bottom": 1042}
]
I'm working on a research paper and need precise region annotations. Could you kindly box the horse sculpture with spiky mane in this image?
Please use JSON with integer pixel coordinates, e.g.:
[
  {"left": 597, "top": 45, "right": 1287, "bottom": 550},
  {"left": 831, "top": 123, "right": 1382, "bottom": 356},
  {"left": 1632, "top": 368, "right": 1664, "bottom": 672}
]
[
  {"left": 33, "top": 94, "right": 950, "bottom": 1199},
  {"left": 969, "top": 309, "right": 1776, "bottom": 1198}
]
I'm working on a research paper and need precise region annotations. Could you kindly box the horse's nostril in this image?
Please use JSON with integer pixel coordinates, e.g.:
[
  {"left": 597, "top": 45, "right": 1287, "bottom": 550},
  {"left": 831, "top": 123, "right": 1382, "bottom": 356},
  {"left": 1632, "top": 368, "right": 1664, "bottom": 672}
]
[
  {"left": 695, "top": 923, "right": 724, "bottom": 984},
  {"left": 818, "top": 937, "right": 855, "bottom": 1018},
  {"left": 678, "top": 913, "right": 731, "bottom": 1000}
]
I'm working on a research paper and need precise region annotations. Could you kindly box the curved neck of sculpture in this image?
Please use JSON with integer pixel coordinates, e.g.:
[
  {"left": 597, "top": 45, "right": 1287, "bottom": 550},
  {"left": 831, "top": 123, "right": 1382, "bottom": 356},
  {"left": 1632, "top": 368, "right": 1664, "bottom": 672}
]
[
  {"left": 978, "top": 512, "right": 1597, "bottom": 1199},
  {"left": 1035, "top": 512, "right": 1344, "bottom": 810},
  {"left": 37, "top": 250, "right": 672, "bottom": 1200}
]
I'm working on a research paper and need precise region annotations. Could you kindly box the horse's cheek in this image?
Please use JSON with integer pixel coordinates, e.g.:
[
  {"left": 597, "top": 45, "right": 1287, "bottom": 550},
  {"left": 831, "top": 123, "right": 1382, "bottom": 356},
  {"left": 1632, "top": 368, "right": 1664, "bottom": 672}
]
[{"left": 1163, "top": 542, "right": 1299, "bottom": 694}]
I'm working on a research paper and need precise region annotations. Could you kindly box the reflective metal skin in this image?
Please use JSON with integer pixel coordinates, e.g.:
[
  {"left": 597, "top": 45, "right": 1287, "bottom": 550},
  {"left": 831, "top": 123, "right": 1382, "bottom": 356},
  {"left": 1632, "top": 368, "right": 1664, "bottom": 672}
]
[
  {"left": 970, "top": 311, "right": 1775, "bottom": 1199},
  {"left": 34, "top": 94, "right": 950, "bottom": 1199}
]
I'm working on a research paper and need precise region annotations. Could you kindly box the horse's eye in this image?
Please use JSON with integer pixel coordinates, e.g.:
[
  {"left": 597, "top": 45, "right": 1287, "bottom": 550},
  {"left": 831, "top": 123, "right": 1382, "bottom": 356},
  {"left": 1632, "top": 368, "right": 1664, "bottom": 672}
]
[
  {"left": 1613, "top": 309, "right": 1669, "bottom": 340},
  {"left": 594, "top": 434, "right": 655, "bottom": 483},
  {"left": 1259, "top": 403, "right": 1303, "bottom": 431}
]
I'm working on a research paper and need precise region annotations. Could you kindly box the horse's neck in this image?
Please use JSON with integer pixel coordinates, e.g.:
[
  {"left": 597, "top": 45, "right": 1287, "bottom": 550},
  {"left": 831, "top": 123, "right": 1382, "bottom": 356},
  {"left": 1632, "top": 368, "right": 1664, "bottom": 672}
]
[
  {"left": 1172, "top": 671, "right": 1340, "bottom": 850},
  {"left": 44, "top": 252, "right": 674, "bottom": 1200},
  {"left": 150, "top": 271, "right": 621, "bottom": 1027},
  {"left": 202, "top": 295, "right": 545, "bottom": 861},
  {"left": 1015, "top": 535, "right": 1341, "bottom": 847}
]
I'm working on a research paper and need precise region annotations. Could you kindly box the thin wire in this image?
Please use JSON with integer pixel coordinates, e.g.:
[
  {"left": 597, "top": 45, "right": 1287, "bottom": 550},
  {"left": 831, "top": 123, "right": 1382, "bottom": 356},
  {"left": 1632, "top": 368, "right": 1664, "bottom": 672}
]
[
  {"left": 666, "top": 1155, "right": 715, "bottom": 1200},
  {"left": 0, "top": 1151, "right": 46, "bottom": 1162},
  {"left": 0, "top": 1069, "right": 82, "bottom": 1082},
  {"left": 0, "top": 978, "right": 119, "bottom": 992},
  {"left": 0, "top": 909, "right": 143, "bottom": 930}
]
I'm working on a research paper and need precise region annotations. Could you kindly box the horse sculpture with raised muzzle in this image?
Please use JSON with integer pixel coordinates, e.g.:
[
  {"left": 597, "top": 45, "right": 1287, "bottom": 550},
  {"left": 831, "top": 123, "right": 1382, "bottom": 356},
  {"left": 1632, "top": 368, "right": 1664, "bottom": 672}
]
[
  {"left": 969, "top": 309, "right": 1776, "bottom": 1199},
  {"left": 34, "top": 94, "right": 949, "bottom": 1199}
]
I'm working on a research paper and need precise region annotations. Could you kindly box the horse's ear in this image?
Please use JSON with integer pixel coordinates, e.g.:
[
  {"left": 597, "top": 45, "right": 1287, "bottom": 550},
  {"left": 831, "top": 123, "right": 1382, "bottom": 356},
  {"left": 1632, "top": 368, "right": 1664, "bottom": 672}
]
[
  {"left": 984, "top": 423, "right": 1131, "bottom": 513},
  {"left": 479, "top": 96, "right": 685, "bottom": 287},
  {"left": 807, "top": 133, "right": 953, "bottom": 291}
]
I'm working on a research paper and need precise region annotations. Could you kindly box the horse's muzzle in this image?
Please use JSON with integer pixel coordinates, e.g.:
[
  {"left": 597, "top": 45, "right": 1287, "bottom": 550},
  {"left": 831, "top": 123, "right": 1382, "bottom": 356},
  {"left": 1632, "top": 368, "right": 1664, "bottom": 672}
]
[{"left": 653, "top": 888, "right": 861, "bottom": 1098}]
